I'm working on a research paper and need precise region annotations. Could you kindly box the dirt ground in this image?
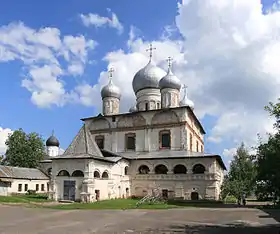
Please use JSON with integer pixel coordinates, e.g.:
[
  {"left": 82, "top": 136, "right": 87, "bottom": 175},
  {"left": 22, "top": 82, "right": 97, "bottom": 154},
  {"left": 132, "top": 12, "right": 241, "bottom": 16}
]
[{"left": 0, "top": 204, "right": 279, "bottom": 234}]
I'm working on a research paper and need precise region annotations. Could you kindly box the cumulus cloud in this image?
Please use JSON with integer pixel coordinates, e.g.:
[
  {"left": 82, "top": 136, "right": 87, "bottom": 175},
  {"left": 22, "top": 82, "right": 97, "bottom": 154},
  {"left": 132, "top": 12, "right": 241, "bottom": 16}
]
[
  {"left": 80, "top": 10, "right": 124, "bottom": 34},
  {"left": 0, "top": 22, "right": 97, "bottom": 108},
  {"left": 0, "top": 127, "right": 13, "bottom": 154},
  {"left": 77, "top": 0, "right": 280, "bottom": 157}
]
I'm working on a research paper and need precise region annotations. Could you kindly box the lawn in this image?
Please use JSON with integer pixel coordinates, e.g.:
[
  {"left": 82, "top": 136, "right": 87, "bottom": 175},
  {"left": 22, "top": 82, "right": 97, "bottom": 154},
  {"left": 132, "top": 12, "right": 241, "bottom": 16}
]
[
  {"left": 0, "top": 194, "right": 51, "bottom": 203},
  {"left": 47, "top": 199, "right": 179, "bottom": 210}
]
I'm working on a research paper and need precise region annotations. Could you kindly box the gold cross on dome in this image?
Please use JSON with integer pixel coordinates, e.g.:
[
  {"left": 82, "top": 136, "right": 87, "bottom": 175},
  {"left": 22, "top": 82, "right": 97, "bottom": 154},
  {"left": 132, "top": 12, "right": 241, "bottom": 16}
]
[
  {"left": 146, "top": 43, "right": 156, "bottom": 61},
  {"left": 167, "top": 56, "right": 173, "bottom": 68},
  {"left": 108, "top": 67, "right": 114, "bottom": 79}
]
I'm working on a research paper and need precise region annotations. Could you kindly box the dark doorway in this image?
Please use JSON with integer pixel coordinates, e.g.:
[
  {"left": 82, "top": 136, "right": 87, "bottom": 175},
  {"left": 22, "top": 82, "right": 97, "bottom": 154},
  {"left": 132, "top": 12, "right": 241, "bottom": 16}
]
[
  {"left": 191, "top": 192, "right": 199, "bottom": 200},
  {"left": 125, "top": 188, "right": 129, "bottom": 198},
  {"left": 95, "top": 189, "right": 100, "bottom": 201},
  {"left": 162, "top": 189, "right": 168, "bottom": 200},
  {"left": 63, "top": 180, "right": 76, "bottom": 201}
]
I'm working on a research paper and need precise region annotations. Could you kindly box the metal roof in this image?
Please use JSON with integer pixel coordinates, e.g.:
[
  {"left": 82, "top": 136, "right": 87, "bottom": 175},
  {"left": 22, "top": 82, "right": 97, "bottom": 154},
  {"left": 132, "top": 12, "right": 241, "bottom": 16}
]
[
  {"left": 119, "top": 150, "right": 226, "bottom": 170},
  {"left": 0, "top": 165, "right": 49, "bottom": 180}
]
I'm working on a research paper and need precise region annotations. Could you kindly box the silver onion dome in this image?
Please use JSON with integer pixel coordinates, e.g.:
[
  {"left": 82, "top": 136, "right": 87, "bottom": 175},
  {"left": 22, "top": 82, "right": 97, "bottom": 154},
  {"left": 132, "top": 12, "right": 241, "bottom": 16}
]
[
  {"left": 132, "top": 61, "right": 166, "bottom": 94},
  {"left": 129, "top": 105, "right": 138, "bottom": 113},
  {"left": 159, "top": 65, "right": 181, "bottom": 90},
  {"left": 180, "top": 85, "right": 194, "bottom": 110},
  {"left": 46, "top": 134, "right": 60, "bottom": 147},
  {"left": 101, "top": 68, "right": 121, "bottom": 100}
]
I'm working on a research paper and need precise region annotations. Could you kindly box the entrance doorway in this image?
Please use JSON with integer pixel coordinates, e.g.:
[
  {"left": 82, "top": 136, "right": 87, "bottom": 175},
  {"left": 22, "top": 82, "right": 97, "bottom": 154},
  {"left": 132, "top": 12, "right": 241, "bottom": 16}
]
[
  {"left": 162, "top": 189, "right": 168, "bottom": 200},
  {"left": 125, "top": 188, "right": 129, "bottom": 198},
  {"left": 63, "top": 180, "right": 76, "bottom": 201},
  {"left": 95, "top": 189, "right": 100, "bottom": 201},
  {"left": 191, "top": 192, "right": 199, "bottom": 200}
]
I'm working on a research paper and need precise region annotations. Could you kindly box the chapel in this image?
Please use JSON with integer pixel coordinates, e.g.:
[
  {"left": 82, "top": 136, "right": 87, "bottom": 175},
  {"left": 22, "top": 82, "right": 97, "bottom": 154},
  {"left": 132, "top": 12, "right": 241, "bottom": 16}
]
[{"left": 40, "top": 44, "right": 226, "bottom": 202}]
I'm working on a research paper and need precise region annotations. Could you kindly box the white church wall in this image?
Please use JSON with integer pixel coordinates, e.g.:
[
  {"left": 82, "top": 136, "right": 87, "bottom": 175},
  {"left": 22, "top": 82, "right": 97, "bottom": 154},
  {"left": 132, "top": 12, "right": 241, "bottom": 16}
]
[{"left": 52, "top": 159, "right": 88, "bottom": 201}]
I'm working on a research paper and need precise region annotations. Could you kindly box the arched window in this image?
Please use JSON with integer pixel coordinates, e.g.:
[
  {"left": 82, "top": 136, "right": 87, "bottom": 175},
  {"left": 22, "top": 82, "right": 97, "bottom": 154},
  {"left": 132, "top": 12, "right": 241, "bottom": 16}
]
[
  {"left": 47, "top": 168, "right": 52, "bottom": 176},
  {"left": 102, "top": 171, "right": 109, "bottom": 179},
  {"left": 154, "top": 164, "right": 168, "bottom": 174},
  {"left": 190, "top": 133, "right": 193, "bottom": 151},
  {"left": 71, "top": 170, "right": 84, "bottom": 177},
  {"left": 57, "top": 170, "right": 70, "bottom": 177},
  {"left": 145, "top": 103, "right": 149, "bottom": 111},
  {"left": 94, "top": 171, "right": 100, "bottom": 178},
  {"left": 138, "top": 165, "right": 150, "bottom": 174},
  {"left": 196, "top": 140, "right": 199, "bottom": 152},
  {"left": 192, "top": 164, "right": 206, "bottom": 174},
  {"left": 124, "top": 166, "right": 128, "bottom": 175},
  {"left": 159, "top": 130, "right": 171, "bottom": 149},
  {"left": 173, "top": 164, "right": 187, "bottom": 174}
]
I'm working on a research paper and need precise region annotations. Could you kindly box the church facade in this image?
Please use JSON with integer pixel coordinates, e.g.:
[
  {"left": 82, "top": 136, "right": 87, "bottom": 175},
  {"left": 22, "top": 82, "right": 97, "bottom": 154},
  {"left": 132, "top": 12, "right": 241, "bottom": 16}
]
[{"left": 40, "top": 47, "right": 226, "bottom": 202}]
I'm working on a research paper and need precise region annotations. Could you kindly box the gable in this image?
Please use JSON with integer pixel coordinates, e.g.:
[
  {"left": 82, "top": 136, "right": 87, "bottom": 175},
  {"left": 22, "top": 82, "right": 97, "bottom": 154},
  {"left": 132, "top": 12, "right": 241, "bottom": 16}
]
[
  {"left": 63, "top": 124, "right": 103, "bottom": 157},
  {"left": 151, "top": 110, "right": 179, "bottom": 125},
  {"left": 117, "top": 114, "right": 146, "bottom": 128}
]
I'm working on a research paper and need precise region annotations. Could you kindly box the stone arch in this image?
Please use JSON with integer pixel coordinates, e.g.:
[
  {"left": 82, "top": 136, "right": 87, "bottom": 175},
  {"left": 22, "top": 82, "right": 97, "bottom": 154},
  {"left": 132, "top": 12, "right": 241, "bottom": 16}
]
[
  {"left": 191, "top": 191, "right": 199, "bottom": 200},
  {"left": 124, "top": 166, "right": 129, "bottom": 175},
  {"left": 138, "top": 165, "right": 150, "bottom": 174},
  {"left": 151, "top": 110, "right": 180, "bottom": 125},
  {"left": 154, "top": 164, "right": 168, "bottom": 174},
  {"left": 192, "top": 164, "right": 206, "bottom": 174},
  {"left": 117, "top": 114, "right": 146, "bottom": 128},
  {"left": 57, "top": 170, "right": 70, "bottom": 177},
  {"left": 94, "top": 170, "right": 100, "bottom": 178},
  {"left": 90, "top": 118, "right": 111, "bottom": 131},
  {"left": 101, "top": 171, "right": 109, "bottom": 179},
  {"left": 71, "top": 170, "right": 84, "bottom": 177},
  {"left": 173, "top": 164, "right": 187, "bottom": 174}
]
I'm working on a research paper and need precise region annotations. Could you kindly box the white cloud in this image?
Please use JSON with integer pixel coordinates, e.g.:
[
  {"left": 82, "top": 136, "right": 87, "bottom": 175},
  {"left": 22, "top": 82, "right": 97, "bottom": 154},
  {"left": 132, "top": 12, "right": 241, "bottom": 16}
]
[
  {"left": 80, "top": 10, "right": 124, "bottom": 34},
  {"left": 223, "top": 147, "right": 237, "bottom": 158},
  {"left": 0, "top": 127, "right": 13, "bottom": 154},
  {"left": 0, "top": 22, "right": 97, "bottom": 108},
  {"left": 78, "top": 0, "right": 280, "bottom": 154}
]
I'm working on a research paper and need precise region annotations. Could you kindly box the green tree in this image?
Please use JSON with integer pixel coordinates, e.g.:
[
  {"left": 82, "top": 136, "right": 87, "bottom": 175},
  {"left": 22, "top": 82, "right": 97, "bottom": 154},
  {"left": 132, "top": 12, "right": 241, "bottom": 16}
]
[
  {"left": 221, "top": 143, "right": 256, "bottom": 200},
  {"left": 0, "top": 155, "right": 3, "bottom": 164},
  {"left": 255, "top": 100, "right": 280, "bottom": 203},
  {"left": 4, "top": 128, "right": 46, "bottom": 168}
]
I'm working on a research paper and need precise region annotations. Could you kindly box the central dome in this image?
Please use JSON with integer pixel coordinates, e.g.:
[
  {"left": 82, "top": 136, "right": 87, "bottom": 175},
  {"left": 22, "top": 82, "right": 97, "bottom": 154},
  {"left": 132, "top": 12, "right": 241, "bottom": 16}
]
[{"left": 132, "top": 61, "right": 166, "bottom": 94}]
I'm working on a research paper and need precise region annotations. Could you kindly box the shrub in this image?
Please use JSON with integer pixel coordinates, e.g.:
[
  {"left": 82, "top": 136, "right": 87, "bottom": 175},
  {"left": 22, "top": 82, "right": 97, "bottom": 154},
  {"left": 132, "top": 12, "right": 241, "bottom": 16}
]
[{"left": 26, "top": 190, "right": 36, "bottom": 195}]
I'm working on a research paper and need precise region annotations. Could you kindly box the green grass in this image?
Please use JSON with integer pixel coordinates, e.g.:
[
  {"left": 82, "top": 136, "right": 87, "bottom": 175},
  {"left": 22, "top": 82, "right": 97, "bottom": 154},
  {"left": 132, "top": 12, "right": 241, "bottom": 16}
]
[
  {"left": 46, "top": 199, "right": 179, "bottom": 210},
  {"left": 0, "top": 194, "right": 52, "bottom": 203}
]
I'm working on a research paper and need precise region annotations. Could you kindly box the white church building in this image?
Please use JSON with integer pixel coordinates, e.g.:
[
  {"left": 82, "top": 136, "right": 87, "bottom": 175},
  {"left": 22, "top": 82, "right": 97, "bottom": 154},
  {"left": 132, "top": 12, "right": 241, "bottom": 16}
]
[{"left": 40, "top": 46, "right": 226, "bottom": 202}]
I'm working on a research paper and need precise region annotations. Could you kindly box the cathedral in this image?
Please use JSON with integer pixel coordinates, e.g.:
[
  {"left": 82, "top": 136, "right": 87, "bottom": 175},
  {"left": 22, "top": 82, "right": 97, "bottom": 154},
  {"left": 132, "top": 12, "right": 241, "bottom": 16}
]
[{"left": 40, "top": 45, "right": 226, "bottom": 202}]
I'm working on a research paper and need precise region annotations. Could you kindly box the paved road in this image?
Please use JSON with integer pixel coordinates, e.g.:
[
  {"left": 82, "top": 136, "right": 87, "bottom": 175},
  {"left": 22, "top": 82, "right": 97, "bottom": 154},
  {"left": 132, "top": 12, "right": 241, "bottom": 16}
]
[{"left": 0, "top": 205, "right": 279, "bottom": 233}]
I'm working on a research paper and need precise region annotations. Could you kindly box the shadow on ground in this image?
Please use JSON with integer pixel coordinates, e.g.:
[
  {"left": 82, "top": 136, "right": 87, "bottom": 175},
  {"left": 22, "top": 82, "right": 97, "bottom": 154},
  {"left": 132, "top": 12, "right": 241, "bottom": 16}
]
[
  {"left": 144, "top": 223, "right": 280, "bottom": 234},
  {"left": 167, "top": 200, "right": 277, "bottom": 209}
]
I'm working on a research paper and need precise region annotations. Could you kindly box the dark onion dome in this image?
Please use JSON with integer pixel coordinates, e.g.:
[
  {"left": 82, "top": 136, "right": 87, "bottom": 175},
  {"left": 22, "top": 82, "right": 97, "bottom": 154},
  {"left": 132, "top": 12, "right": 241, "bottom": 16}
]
[
  {"left": 101, "top": 78, "right": 121, "bottom": 100},
  {"left": 46, "top": 135, "right": 60, "bottom": 147},
  {"left": 159, "top": 67, "right": 182, "bottom": 90},
  {"left": 129, "top": 105, "right": 138, "bottom": 113},
  {"left": 132, "top": 61, "right": 166, "bottom": 94}
]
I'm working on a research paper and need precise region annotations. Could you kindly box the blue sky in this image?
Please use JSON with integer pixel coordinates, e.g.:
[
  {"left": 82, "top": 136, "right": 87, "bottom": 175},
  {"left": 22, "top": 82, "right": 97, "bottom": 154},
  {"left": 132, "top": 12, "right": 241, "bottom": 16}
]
[{"left": 0, "top": 0, "right": 279, "bottom": 167}]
